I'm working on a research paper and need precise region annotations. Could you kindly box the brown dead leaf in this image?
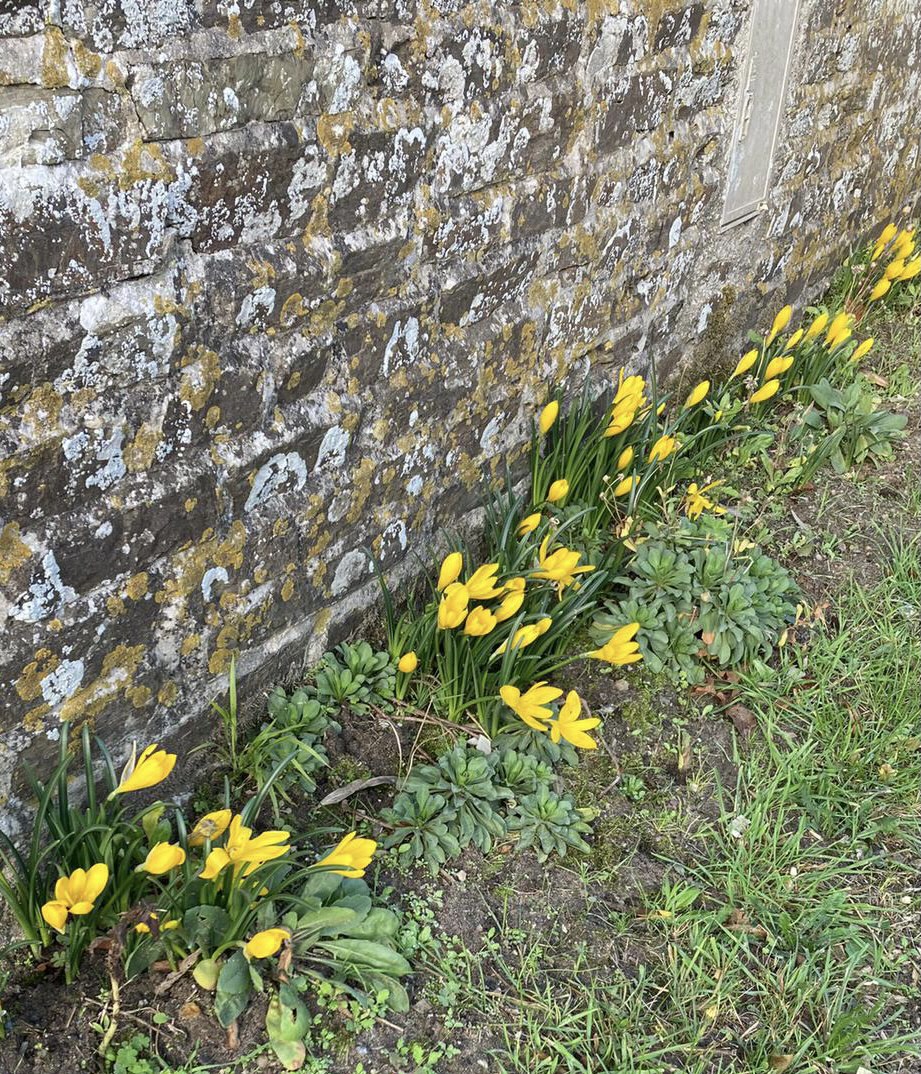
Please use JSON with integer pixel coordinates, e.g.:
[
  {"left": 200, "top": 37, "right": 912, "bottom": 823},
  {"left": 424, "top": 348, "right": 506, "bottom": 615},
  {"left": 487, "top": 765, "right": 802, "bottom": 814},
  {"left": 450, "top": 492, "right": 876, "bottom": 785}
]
[
  {"left": 768, "top": 1055, "right": 794, "bottom": 1072},
  {"left": 864, "top": 371, "right": 889, "bottom": 388},
  {"left": 179, "top": 1002, "right": 202, "bottom": 1021},
  {"left": 701, "top": 630, "right": 716, "bottom": 646},
  {"left": 154, "top": 950, "right": 200, "bottom": 996},
  {"left": 226, "top": 1020, "right": 240, "bottom": 1051},
  {"left": 727, "top": 703, "right": 758, "bottom": 737},
  {"left": 728, "top": 908, "right": 749, "bottom": 928}
]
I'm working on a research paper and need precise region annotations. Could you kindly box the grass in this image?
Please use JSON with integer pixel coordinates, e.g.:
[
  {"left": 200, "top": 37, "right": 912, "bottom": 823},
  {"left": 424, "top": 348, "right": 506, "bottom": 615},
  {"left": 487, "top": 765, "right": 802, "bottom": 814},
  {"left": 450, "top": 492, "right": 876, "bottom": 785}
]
[{"left": 412, "top": 538, "right": 921, "bottom": 1074}]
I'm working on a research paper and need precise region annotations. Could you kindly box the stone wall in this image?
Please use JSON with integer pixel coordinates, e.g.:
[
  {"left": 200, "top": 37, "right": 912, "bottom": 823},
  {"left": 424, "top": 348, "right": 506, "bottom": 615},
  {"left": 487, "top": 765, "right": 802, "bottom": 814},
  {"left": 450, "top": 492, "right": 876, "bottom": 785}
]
[{"left": 1, "top": 0, "right": 919, "bottom": 823}]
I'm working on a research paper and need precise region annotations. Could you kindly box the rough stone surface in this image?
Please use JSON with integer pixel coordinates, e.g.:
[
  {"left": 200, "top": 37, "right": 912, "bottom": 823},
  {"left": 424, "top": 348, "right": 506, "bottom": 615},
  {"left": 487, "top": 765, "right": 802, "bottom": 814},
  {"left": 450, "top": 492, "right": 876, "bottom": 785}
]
[{"left": 1, "top": 0, "right": 920, "bottom": 825}]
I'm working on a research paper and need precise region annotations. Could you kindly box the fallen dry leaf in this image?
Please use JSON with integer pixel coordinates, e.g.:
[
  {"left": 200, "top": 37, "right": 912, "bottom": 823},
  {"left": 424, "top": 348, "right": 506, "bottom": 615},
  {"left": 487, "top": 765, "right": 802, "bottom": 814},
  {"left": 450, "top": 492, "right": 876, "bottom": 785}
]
[
  {"left": 179, "top": 1001, "right": 202, "bottom": 1021},
  {"left": 727, "top": 703, "right": 758, "bottom": 736},
  {"left": 768, "top": 1055, "right": 794, "bottom": 1072}
]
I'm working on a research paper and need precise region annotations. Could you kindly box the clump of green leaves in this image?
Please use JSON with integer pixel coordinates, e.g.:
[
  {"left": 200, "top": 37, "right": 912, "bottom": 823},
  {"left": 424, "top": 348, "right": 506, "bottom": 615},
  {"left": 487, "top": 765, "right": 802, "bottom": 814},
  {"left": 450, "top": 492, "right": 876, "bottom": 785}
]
[
  {"left": 312, "top": 641, "right": 396, "bottom": 714},
  {"left": 507, "top": 786, "right": 592, "bottom": 862},
  {"left": 595, "top": 516, "right": 798, "bottom": 684}
]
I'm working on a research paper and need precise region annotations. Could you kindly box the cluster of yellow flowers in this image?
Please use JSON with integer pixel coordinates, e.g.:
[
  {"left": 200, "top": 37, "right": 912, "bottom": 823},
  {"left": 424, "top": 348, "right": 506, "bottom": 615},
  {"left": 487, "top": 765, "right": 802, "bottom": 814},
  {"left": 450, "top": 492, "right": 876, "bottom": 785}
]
[{"left": 869, "top": 223, "right": 920, "bottom": 300}]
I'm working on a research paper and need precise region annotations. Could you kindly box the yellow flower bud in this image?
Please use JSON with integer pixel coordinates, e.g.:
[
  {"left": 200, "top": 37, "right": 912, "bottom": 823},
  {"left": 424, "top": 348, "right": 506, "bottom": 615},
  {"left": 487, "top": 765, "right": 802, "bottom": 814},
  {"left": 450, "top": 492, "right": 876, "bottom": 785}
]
[
  {"left": 748, "top": 379, "right": 780, "bottom": 405},
  {"left": 805, "top": 311, "right": 829, "bottom": 340},
  {"left": 616, "top": 446, "right": 634, "bottom": 472},
  {"left": 516, "top": 513, "right": 541, "bottom": 537},
  {"left": 766, "top": 305, "right": 792, "bottom": 345},
  {"left": 464, "top": 606, "right": 498, "bottom": 637},
  {"left": 538, "top": 400, "right": 559, "bottom": 434},
  {"left": 437, "top": 552, "right": 463, "bottom": 590},
  {"left": 850, "top": 338, "right": 874, "bottom": 364},
  {"left": 137, "top": 843, "right": 186, "bottom": 876},
  {"left": 547, "top": 479, "right": 569, "bottom": 503},
  {"left": 397, "top": 651, "right": 418, "bottom": 674},
  {"left": 764, "top": 355, "right": 794, "bottom": 380},
  {"left": 730, "top": 349, "right": 758, "bottom": 379},
  {"left": 684, "top": 380, "right": 709, "bottom": 408},
  {"left": 244, "top": 928, "right": 290, "bottom": 960},
  {"left": 869, "top": 279, "right": 890, "bottom": 302},
  {"left": 784, "top": 329, "right": 804, "bottom": 350},
  {"left": 613, "top": 475, "right": 636, "bottom": 497}
]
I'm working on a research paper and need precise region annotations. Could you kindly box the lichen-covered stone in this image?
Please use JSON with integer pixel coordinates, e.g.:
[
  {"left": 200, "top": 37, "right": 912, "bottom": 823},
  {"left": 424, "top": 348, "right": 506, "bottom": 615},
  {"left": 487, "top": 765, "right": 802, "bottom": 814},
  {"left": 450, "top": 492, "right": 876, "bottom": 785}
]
[{"left": 0, "top": 1, "right": 920, "bottom": 828}]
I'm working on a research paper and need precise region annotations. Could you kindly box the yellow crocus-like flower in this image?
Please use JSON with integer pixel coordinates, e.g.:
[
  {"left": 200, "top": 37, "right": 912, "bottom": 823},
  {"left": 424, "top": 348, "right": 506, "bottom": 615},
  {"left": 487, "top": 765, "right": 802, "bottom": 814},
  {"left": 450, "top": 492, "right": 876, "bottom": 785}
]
[
  {"left": 893, "top": 228, "right": 915, "bottom": 258},
  {"left": 648, "top": 435, "right": 677, "bottom": 464},
  {"left": 112, "top": 744, "right": 177, "bottom": 796},
  {"left": 805, "top": 311, "right": 829, "bottom": 340},
  {"left": 41, "top": 863, "right": 109, "bottom": 933},
  {"left": 494, "top": 617, "right": 552, "bottom": 656},
  {"left": 885, "top": 259, "right": 906, "bottom": 281},
  {"left": 313, "top": 831, "right": 377, "bottom": 878},
  {"left": 437, "top": 552, "right": 463, "bottom": 591},
  {"left": 766, "top": 305, "right": 792, "bottom": 345},
  {"left": 244, "top": 928, "right": 291, "bottom": 960},
  {"left": 748, "top": 379, "right": 780, "bottom": 404},
  {"left": 684, "top": 380, "right": 709, "bottom": 408},
  {"left": 465, "top": 563, "right": 504, "bottom": 600},
  {"left": 517, "top": 512, "right": 541, "bottom": 536},
  {"left": 830, "top": 328, "right": 852, "bottom": 350},
  {"left": 189, "top": 809, "right": 232, "bottom": 847},
  {"left": 531, "top": 535, "right": 595, "bottom": 596},
  {"left": 850, "top": 338, "right": 874, "bottom": 364},
  {"left": 616, "top": 446, "right": 634, "bottom": 471},
  {"left": 877, "top": 222, "right": 898, "bottom": 246},
  {"left": 504, "top": 576, "right": 526, "bottom": 593},
  {"left": 764, "top": 354, "right": 794, "bottom": 380},
  {"left": 684, "top": 481, "right": 726, "bottom": 521},
  {"left": 784, "top": 329, "right": 804, "bottom": 350},
  {"left": 613, "top": 475, "right": 636, "bottom": 497},
  {"left": 499, "top": 682, "right": 562, "bottom": 731},
  {"left": 730, "top": 349, "right": 759, "bottom": 379},
  {"left": 546, "top": 479, "right": 569, "bottom": 503},
  {"left": 437, "top": 582, "right": 470, "bottom": 629},
  {"left": 464, "top": 605, "right": 498, "bottom": 636},
  {"left": 397, "top": 651, "right": 418, "bottom": 673},
  {"left": 589, "top": 623, "right": 642, "bottom": 666},
  {"left": 137, "top": 843, "right": 186, "bottom": 876},
  {"left": 548, "top": 691, "right": 600, "bottom": 750},
  {"left": 134, "top": 913, "right": 179, "bottom": 934},
  {"left": 901, "top": 258, "right": 921, "bottom": 280},
  {"left": 869, "top": 279, "right": 891, "bottom": 302},
  {"left": 494, "top": 589, "right": 525, "bottom": 623},
  {"left": 603, "top": 374, "right": 647, "bottom": 437},
  {"left": 614, "top": 374, "right": 647, "bottom": 405},
  {"left": 199, "top": 815, "right": 290, "bottom": 880},
  {"left": 824, "top": 311, "right": 850, "bottom": 346},
  {"left": 538, "top": 400, "right": 559, "bottom": 434}
]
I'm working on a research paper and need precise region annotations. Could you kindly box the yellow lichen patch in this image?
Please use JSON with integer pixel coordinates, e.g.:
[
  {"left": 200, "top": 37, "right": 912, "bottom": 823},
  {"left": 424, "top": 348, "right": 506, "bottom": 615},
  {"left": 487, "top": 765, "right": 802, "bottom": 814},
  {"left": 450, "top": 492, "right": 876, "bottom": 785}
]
[
  {"left": 40, "top": 26, "right": 71, "bottom": 89},
  {"left": 280, "top": 576, "right": 296, "bottom": 602},
  {"left": 107, "top": 595, "right": 126, "bottom": 617},
  {"left": 0, "top": 523, "right": 32, "bottom": 583},
  {"left": 317, "top": 111, "right": 354, "bottom": 156},
  {"left": 214, "top": 522, "right": 247, "bottom": 570},
  {"left": 179, "top": 346, "right": 222, "bottom": 411},
  {"left": 16, "top": 650, "right": 59, "bottom": 702},
  {"left": 24, "top": 704, "right": 50, "bottom": 733},
  {"left": 185, "top": 498, "right": 198, "bottom": 512},
  {"left": 279, "top": 292, "right": 307, "bottom": 325},
  {"left": 123, "top": 423, "right": 161, "bottom": 472},
  {"left": 158, "top": 680, "right": 179, "bottom": 706},
  {"left": 126, "top": 685, "right": 152, "bottom": 708},
  {"left": 58, "top": 643, "right": 146, "bottom": 723},
  {"left": 181, "top": 634, "right": 200, "bottom": 656},
  {"left": 205, "top": 406, "right": 221, "bottom": 430},
  {"left": 72, "top": 40, "right": 101, "bottom": 79},
  {"left": 118, "top": 140, "right": 175, "bottom": 189},
  {"left": 125, "top": 573, "right": 149, "bottom": 601},
  {"left": 20, "top": 383, "right": 63, "bottom": 438}
]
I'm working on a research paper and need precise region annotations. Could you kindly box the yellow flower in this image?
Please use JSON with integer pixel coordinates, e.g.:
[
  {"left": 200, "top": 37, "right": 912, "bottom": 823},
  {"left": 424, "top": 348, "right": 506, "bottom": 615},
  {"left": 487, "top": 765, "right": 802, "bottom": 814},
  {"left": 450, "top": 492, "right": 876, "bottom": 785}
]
[
  {"left": 748, "top": 379, "right": 780, "bottom": 404},
  {"left": 189, "top": 809, "right": 232, "bottom": 847},
  {"left": 900, "top": 258, "right": 921, "bottom": 280},
  {"left": 830, "top": 328, "right": 852, "bottom": 350},
  {"left": 244, "top": 928, "right": 291, "bottom": 960},
  {"left": 603, "top": 375, "right": 647, "bottom": 437},
  {"left": 614, "top": 374, "right": 647, "bottom": 406},
  {"left": 885, "top": 259, "right": 906, "bottom": 281},
  {"left": 589, "top": 622, "right": 642, "bottom": 666},
  {"left": 613, "top": 475, "right": 636, "bottom": 497},
  {"left": 112, "top": 744, "right": 177, "bottom": 796},
  {"left": 313, "top": 831, "right": 377, "bottom": 878},
  {"left": 825, "top": 311, "right": 850, "bottom": 346},
  {"left": 464, "top": 605, "right": 498, "bottom": 636},
  {"left": 499, "top": 682, "right": 562, "bottom": 731},
  {"left": 531, "top": 535, "right": 595, "bottom": 596},
  {"left": 784, "top": 329, "right": 804, "bottom": 350},
  {"left": 730, "top": 349, "right": 759, "bottom": 379},
  {"left": 648, "top": 435, "right": 677, "bottom": 464},
  {"left": 893, "top": 228, "right": 915, "bottom": 258},
  {"left": 849, "top": 338, "right": 874, "bottom": 363},
  {"left": 684, "top": 380, "right": 709, "bottom": 408},
  {"left": 437, "top": 552, "right": 463, "bottom": 591},
  {"left": 547, "top": 479, "right": 569, "bottom": 503},
  {"left": 538, "top": 400, "right": 559, "bottom": 434},
  {"left": 199, "top": 815, "right": 290, "bottom": 880},
  {"left": 137, "top": 843, "right": 186, "bottom": 876},
  {"left": 684, "top": 480, "right": 725, "bottom": 520},
  {"left": 869, "top": 279, "right": 891, "bottom": 302},
  {"left": 134, "top": 913, "right": 179, "bottom": 935},
  {"left": 41, "top": 863, "right": 109, "bottom": 933},
  {"left": 805, "top": 311, "right": 829, "bottom": 340},
  {"left": 616, "top": 446, "right": 634, "bottom": 471},
  {"left": 764, "top": 354, "right": 794, "bottom": 380},
  {"left": 465, "top": 563, "right": 504, "bottom": 600},
  {"left": 494, "top": 617, "right": 552, "bottom": 656},
  {"left": 877, "top": 222, "right": 898, "bottom": 247},
  {"left": 494, "top": 589, "right": 525, "bottom": 623},
  {"left": 437, "top": 582, "right": 469, "bottom": 629},
  {"left": 548, "top": 691, "right": 600, "bottom": 750},
  {"left": 517, "top": 512, "right": 541, "bottom": 536},
  {"left": 397, "top": 651, "right": 418, "bottom": 674},
  {"left": 766, "top": 305, "right": 792, "bottom": 345}
]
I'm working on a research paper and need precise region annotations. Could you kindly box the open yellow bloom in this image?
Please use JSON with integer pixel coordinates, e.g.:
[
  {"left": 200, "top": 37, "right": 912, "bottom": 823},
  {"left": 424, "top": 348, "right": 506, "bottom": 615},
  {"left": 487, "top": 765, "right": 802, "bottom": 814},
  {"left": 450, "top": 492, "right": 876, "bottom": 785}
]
[
  {"left": 504, "top": 576, "right": 526, "bottom": 593},
  {"left": 589, "top": 622, "right": 642, "bottom": 666},
  {"left": 539, "top": 400, "right": 559, "bottom": 434},
  {"left": 613, "top": 475, "right": 636, "bottom": 497},
  {"left": 112, "top": 744, "right": 176, "bottom": 796},
  {"left": 825, "top": 311, "right": 850, "bottom": 346},
  {"left": 547, "top": 479, "right": 569, "bottom": 503},
  {"left": 549, "top": 691, "right": 600, "bottom": 750},
  {"left": 901, "top": 258, "right": 921, "bottom": 280},
  {"left": 869, "top": 279, "right": 891, "bottom": 302},
  {"left": 397, "top": 651, "right": 418, "bottom": 674},
  {"left": 244, "top": 928, "right": 291, "bottom": 960},
  {"left": 685, "top": 480, "right": 726, "bottom": 520},
  {"left": 494, "top": 589, "right": 525, "bottom": 623},
  {"left": 41, "top": 863, "right": 109, "bottom": 932},
  {"left": 531, "top": 535, "right": 595, "bottom": 596},
  {"left": 850, "top": 338, "right": 874, "bottom": 364},
  {"left": 137, "top": 843, "right": 186, "bottom": 876},
  {"left": 616, "top": 446, "right": 634, "bottom": 471},
  {"left": 805, "top": 311, "right": 829, "bottom": 340},
  {"left": 499, "top": 682, "right": 562, "bottom": 731},
  {"left": 764, "top": 354, "right": 794, "bottom": 380},
  {"left": 465, "top": 563, "right": 503, "bottom": 600},
  {"left": 830, "top": 328, "right": 852, "bottom": 350},
  {"left": 517, "top": 512, "right": 541, "bottom": 536},
  {"left": 437, "top": 582, "right": 470, "bottom": 629},
  {"left": 494, "top": 617, "right": 552, "bottom": 656},
  {"left": 648, "top": 435, "right": 677, "bottom": 464},
  {"left": 885, "top": 258, "right": 906, "bottom": 281},
  {"left": 437, "top": 552, "right": 463, "bottom": 591},
  {"left": 199, "top": 815, "right": 290, "bottom": 880},
  {"left": 465, "top": 605, "right": 498, "bottom": 636},
  {"left": 684, "top": 380, "right": 709, "bottom": 408},
  {"left": 784, "top": 329, "right": 804, "bottom": 350},
  {"left": 766, "top": 305, "right": 792, "bottom": 345},
  {"left": 313, "top": 831, "right": 377, "bottom": 878},
  {"left": 730, "top": 349, "right": 759, "bottom": 379},
  {"left": 189, "top": 809, "right": 233, "bottom": 847},
  {"left": 748, "top": 379, "right": 780, "bottom": 404},
  {"left": 614, "top": 374, "right": 647, "bottom": 406}
]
